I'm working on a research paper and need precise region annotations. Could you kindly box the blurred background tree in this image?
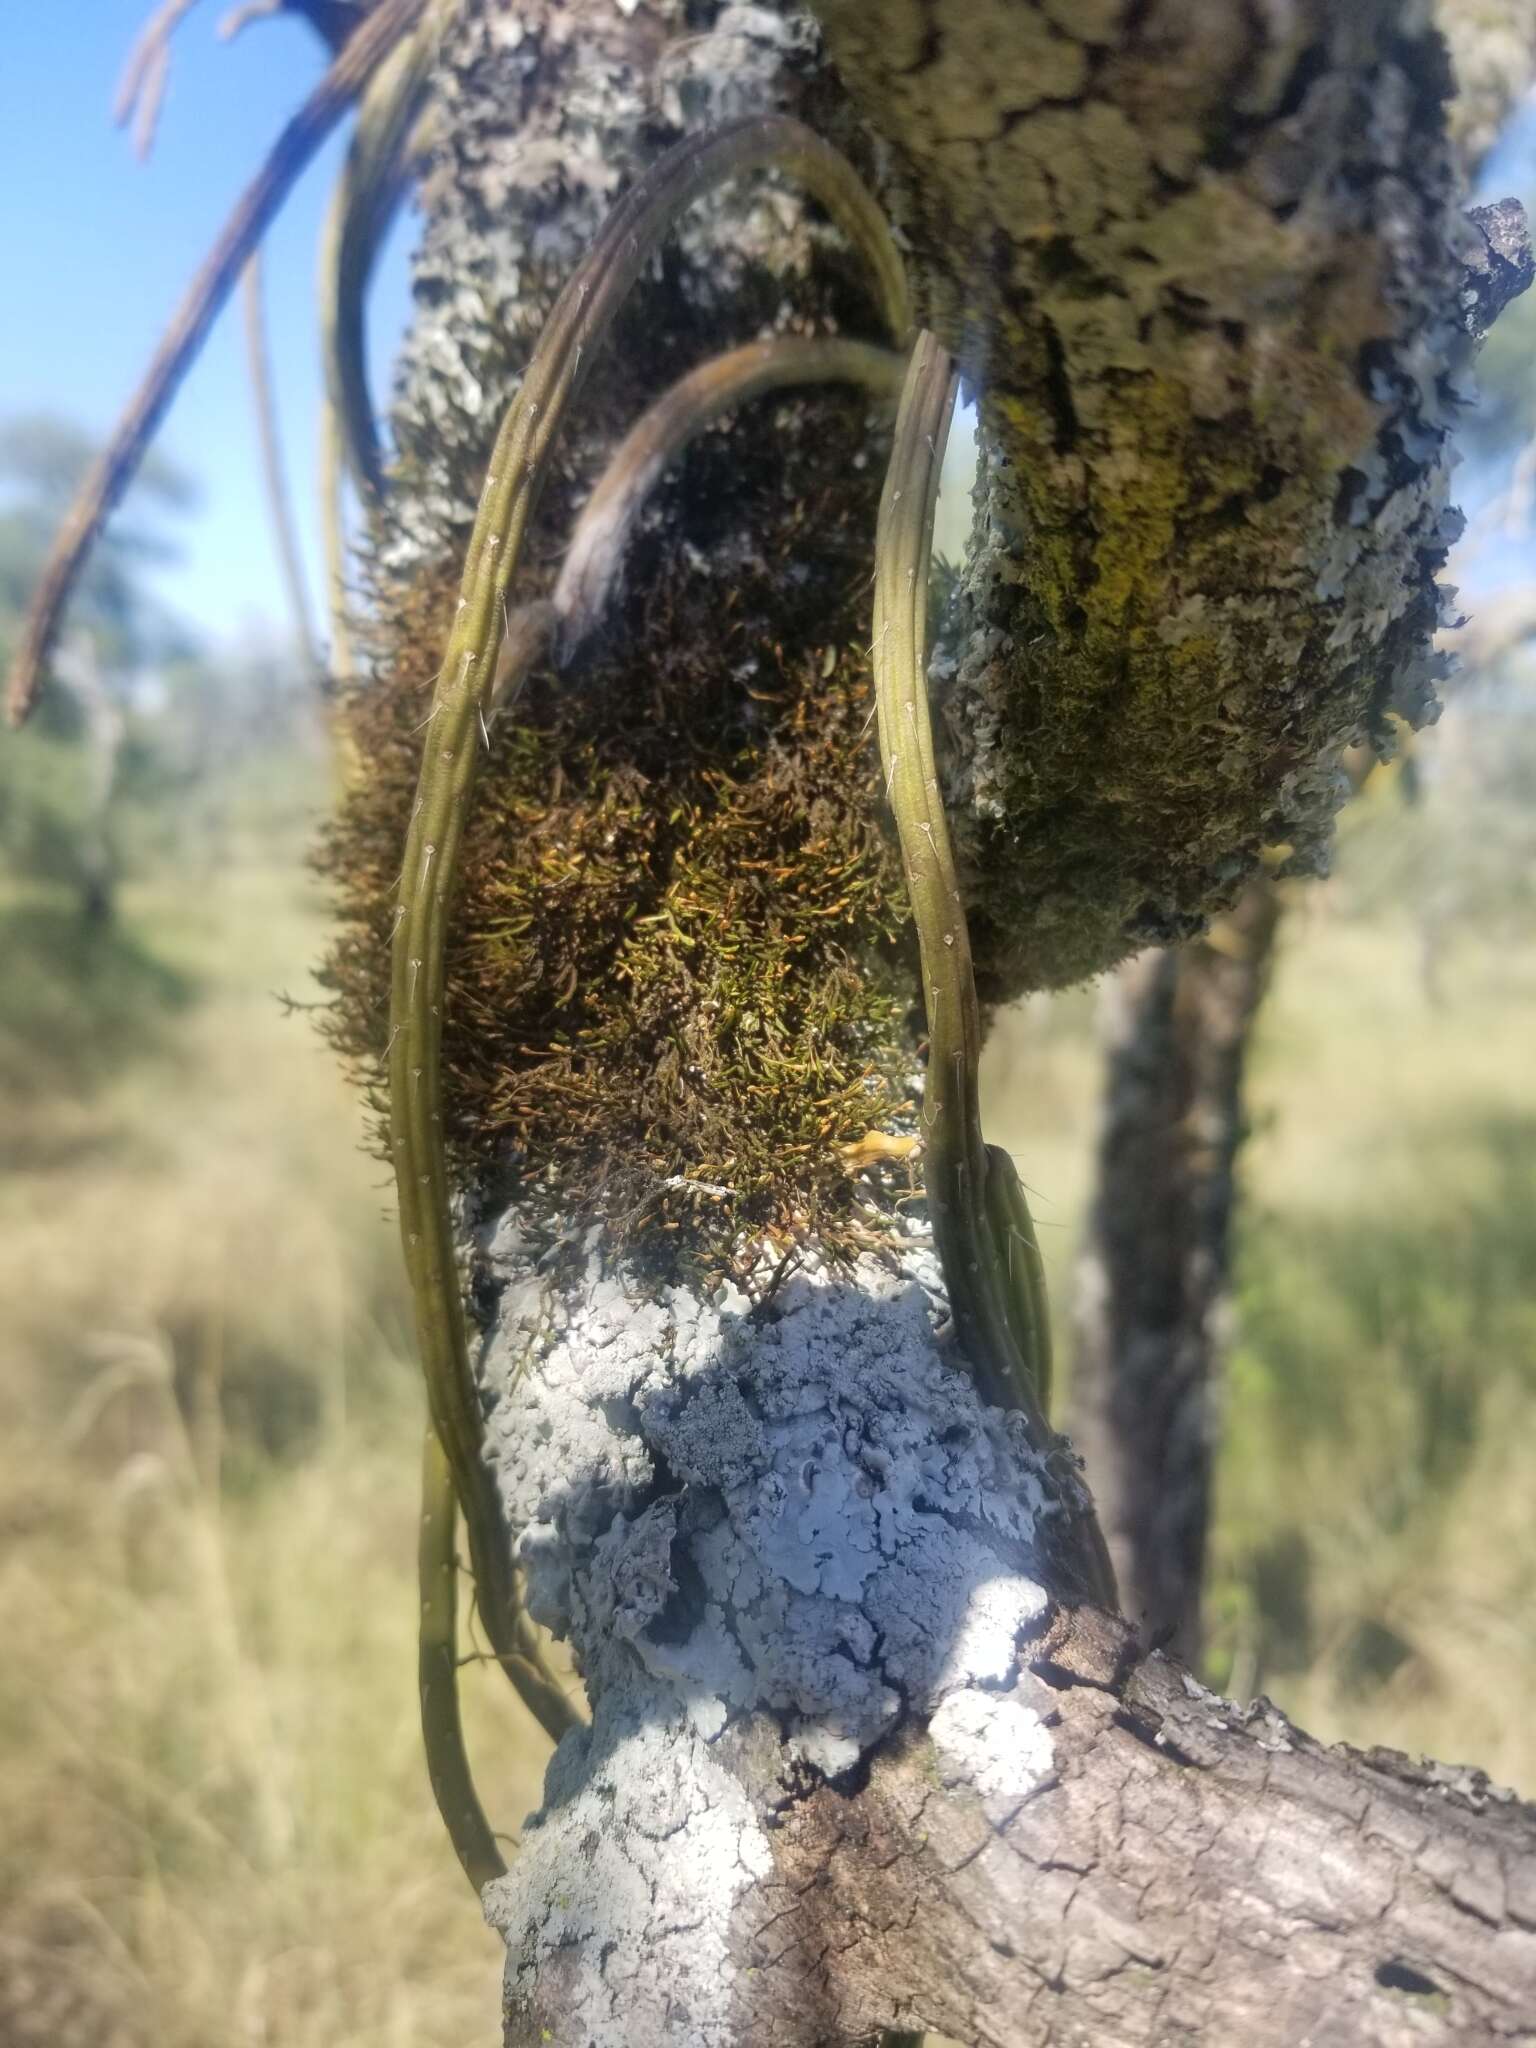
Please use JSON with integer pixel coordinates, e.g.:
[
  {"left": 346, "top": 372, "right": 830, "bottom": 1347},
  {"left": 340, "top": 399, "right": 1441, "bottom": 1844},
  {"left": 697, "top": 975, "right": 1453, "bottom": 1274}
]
[{"left": 0, "top": 414, "right": 201, "bottom": 917}]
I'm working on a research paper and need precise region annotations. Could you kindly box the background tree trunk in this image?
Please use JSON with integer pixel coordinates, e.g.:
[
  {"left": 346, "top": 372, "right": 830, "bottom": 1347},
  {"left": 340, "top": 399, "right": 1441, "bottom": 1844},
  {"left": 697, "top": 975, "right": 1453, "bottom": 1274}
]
[
  {"left": 51, "top": 631, "right": 125, "bottom": 926},
  {"left": 367, "top": 2, "right": 1536, "bottom": 2040},
  {"left": 1069, "top": 876, "right": 1282, "bottom": 1666}
]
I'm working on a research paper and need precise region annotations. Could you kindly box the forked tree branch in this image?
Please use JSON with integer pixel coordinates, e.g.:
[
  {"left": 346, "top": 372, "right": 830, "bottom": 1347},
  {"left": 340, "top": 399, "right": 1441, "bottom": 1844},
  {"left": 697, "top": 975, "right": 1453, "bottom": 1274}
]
[
  {"left": 373, "top": 9, "right": 1536, "bottom": 2043},
  {"left": 809, "top": 0, "right": 1532, "bottom": 994},
  {"left": 302, "top": 3, "right": 1536, "bottom": 2041}
]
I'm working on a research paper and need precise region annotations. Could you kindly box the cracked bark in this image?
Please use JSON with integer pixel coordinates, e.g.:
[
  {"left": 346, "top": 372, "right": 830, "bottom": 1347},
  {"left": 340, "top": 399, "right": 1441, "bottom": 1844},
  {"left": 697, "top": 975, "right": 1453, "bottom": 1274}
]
[
  {"left": 812, "top": 0, "right": 1532, "bottom": 992},
  {"left": 471, "top": 1229, "right": 1536, "bottom": 2046},
  {"left": 721, "top": 1612, "right": 1536, "bottom": 2048},
  {"left": 1064, "top": 0, "right": 1536, "bottom": 1684},
  {"left": 374, "top": 1, "right": 1536, "bottom": 2041}
]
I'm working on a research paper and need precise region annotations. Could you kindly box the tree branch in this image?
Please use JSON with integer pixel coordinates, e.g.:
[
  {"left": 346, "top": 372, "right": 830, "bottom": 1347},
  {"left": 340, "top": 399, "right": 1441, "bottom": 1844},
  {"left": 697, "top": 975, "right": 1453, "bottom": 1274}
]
[
  {"left": 1060, "top": 0, "right": 1536, "bottom": 1738},
  {"left": 809, "top": 0, "right": 1531, "bottom": 992},
  {"left": 724, "top": 1615, "right": 1536, "bottom": 2046},
  {"left": 476, "top": 1227, "right": 1536, "bottom": 2047},
  {"left": 347, "top": 6, "right": 1536, "bottom": 2042}
]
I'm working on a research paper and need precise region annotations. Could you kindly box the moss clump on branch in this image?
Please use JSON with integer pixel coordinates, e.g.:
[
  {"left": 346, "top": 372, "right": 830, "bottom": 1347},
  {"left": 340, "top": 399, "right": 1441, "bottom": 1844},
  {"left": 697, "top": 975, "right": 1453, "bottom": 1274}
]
[{"left": 317, "top": 396, "right": 915, "bottom": 1279}]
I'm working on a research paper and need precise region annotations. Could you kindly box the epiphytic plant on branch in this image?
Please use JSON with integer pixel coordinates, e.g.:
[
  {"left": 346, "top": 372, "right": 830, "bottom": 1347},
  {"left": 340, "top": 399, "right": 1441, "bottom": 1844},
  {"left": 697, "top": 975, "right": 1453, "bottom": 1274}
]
[
  {"left": 11, "top": 2, "right": 1112, "bottom": 1909},
  {"left": 17, "top": 8, "right": 1535, "bottom": 2040}
]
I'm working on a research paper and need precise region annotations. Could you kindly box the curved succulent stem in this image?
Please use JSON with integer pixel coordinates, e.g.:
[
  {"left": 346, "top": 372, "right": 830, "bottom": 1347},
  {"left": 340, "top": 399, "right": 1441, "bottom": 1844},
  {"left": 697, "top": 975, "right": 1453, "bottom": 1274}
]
[
  {"left": 389, "top": 115, "right": 908, "bottom": 1771},
  {"left": 873, "top": 333, "right": 1114, "bottom": 1605},
  {"left": 418, "top": 1427, "right": 507, "bottom": 1893},
  {"left": 6, "top": 0, "right": 425, "bottom": 728},
  {"left": 982, "top": 1138, "right": 1054, "bottom": 1419},
  {"left": 552, "top": 335, "right": 904, "bottom": 662},
  {"left": 873, "top": 336, "right": 1021, "bottom": 1410},
  {"left": 241, "top": 252, "right": 323, "bottom": 684},
  {"left": 484, "top": 334, "right": 905, "bottom": 710},
  {"left": 480, "top": 339, "right": 907, "bottom": 727},
  {"left": 317, "top": 3, "right": 445, "bottom": 683},
  {"left": 320, "top": 0, "right": 448, "bottom": 504}
]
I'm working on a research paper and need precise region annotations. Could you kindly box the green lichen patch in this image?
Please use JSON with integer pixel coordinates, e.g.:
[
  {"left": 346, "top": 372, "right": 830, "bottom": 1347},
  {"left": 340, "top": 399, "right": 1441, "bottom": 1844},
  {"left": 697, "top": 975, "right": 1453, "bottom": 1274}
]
[
  {"left": 316, "top": 402, "right": 916, "bottom": 1281},
  {"left": 818, "top": 0, "right": 1530, "bottom": 997}
]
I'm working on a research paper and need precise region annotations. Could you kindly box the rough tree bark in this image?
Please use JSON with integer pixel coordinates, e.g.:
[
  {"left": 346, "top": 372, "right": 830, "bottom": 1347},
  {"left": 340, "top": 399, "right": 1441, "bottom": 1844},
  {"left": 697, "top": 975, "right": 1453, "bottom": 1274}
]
[
  {"left": 1065, "top": 0, "right": 1536, "bottom": 1683},
  {"left": 809, "top": 0, "right": 1530, "bottom": 993},
  {"left": 369, "top": 3, "right": 1536, "bottom": 2042}
]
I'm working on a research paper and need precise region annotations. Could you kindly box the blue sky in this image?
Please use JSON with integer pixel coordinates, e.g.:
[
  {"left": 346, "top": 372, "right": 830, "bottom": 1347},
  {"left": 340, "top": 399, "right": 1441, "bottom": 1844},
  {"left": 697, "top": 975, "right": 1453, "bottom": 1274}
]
[
  {"left": 1, "top": 15, "right": 1531, "bottom": 656},
  {"left": 0, "top": 0, "right": 414, "bottom": 651}
]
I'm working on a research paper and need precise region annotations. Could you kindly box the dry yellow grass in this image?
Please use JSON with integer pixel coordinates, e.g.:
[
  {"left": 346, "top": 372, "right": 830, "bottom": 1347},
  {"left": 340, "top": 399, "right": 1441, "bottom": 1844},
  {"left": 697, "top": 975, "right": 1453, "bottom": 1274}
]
[
  {"left": 1, "top": 727, "right": 1532, "bottom": 2046},
  {"left": 0, "top": 772, "right": 550, "bottom": 2046},
  {"left": 983, "top": 888, "right": 1536, "bottom": 1794},
  {"left": 1214, "top": 899, "right": 1536, "bottom": 1791}
]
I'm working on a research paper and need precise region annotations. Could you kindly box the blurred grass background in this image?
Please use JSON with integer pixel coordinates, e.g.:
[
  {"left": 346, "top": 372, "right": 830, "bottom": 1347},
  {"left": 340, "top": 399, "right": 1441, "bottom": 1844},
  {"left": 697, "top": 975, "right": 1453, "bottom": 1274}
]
[
  {"left": 1, "top": 658, "right": 1531, "bottom": 2043},
  {"left": 0, "top": 718, "right": 548, "bottom": 2046},
  {"left": 983, "top": 745, "right": 1536, "bottom": 1796}
]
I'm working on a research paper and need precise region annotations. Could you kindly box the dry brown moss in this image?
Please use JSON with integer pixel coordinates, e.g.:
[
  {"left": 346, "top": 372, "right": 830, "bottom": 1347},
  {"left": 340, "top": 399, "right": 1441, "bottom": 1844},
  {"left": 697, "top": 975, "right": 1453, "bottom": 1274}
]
[{"left": 316, "top": 394, "right": 915, "bottom": 1280}]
